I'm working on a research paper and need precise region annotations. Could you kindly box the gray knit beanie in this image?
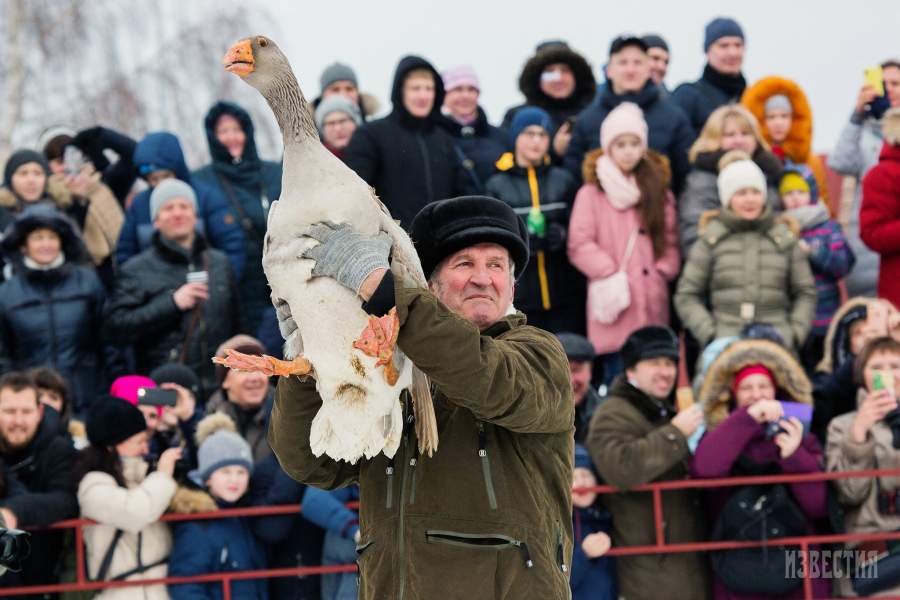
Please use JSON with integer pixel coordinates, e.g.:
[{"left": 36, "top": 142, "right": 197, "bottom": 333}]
[
  {"left": 315, "top": 95, "right": 362, "bottom": 132},
  {"left": 320, "top": 62, "right": 358, "bottom": 92},
  {"left": 189, "top": 430, "right": 254, "bottom": 486},
  {"left": 764, "top": 94, "right": 792, "bottom": 115},
  {"left": 149, "top": 179, "right": 197, "bottom": 222}
]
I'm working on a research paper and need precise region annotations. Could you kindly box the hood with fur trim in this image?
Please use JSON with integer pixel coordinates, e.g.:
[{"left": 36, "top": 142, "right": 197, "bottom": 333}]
[
  {"left": 517, "top": 45, "right": 596, "bottom": 112},
  {"left": 697, "top": 207, "right": 801, "bottom": 240},
  {"left": 580, "top": 147, "right": 672, "bottom": 190},
  {"left": 742, "top": 76, "right": 814, "bottom": 163},
  {"left": 815, "top": 297, "right": 898, "bottom": 374},
  {"left": 698, "top": 339, "right": 812, "bottom": 431}
]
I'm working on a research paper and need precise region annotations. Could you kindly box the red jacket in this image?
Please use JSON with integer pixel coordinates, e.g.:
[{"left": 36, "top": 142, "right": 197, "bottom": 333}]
[{"left": 861, "top": 142, "right": 900, "bottom": 306}]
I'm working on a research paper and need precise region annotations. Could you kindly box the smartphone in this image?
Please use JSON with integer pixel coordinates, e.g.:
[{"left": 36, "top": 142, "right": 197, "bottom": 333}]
[
  {"left": 62, "top": 146, "right": 86, "bottom": 177},
  {"left": 137, "top": 387, "right": 177, "bottom": 407},
  {"left": 186, "top": 271, "right": 209, "bottom": 285},
  {"left": 873, "top": 370, "right": 895, "bottom": 393},
  {"left": 865, "top": 65, "right": 885, "bottom": 97}
]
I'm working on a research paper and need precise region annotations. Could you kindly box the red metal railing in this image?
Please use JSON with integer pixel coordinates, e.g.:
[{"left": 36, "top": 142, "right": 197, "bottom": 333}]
[{"left": 1, "top": 471, "right": 898, "bottom": 599}]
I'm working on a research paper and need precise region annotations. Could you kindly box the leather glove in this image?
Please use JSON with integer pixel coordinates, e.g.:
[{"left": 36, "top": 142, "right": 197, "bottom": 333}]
[{"left": 301, "top": 221, "right": 391, "bottom": 295}]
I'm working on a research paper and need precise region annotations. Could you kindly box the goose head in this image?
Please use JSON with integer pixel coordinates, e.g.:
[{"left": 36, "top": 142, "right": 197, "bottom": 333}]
[{"left": 222, "top": 35, "right": 291, "bottom": 95}]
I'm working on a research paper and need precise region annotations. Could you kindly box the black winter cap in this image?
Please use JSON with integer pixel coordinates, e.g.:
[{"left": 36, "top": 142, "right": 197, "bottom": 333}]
[
  {"left": 86, "top": 395, "right": 147, "bottom": 448},
  {"left": 620, "top": 326, "right": 679, "bottom": 369},
  {"left": 3, "top": 149, "right": 50, "bottom": 188},
  {"left": 410, "top": 195, "right": 529, "bottom": 279},
  {"left": 641, "top": 34, "right": 669, "bottom": 52},
  {"left": 609, "top": 35, "right": 649, "bottom": 56},
  {"left": 556, "top": 332, "right": 596, "bottom": 362},
  {"left": 149, "top": 363, "right": 201, "bottom": 397}
]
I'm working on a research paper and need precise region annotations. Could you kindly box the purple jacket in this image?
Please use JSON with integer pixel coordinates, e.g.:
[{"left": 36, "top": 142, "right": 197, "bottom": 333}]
[{"left": 692, "top": 407, "right": 829, "bottom": 600}]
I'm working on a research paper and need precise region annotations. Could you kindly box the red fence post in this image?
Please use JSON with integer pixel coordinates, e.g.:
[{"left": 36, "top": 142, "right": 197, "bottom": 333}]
[
  {"left": 800, "top": 540, "right": 812, "bottom": 600},
  {"left": 74, "top": 522, "right": 86, "bottom": 584},
  {"left": 223, "top": 577, "right": 231, "bottom": 600},
  {"left": 652, "top": 488, "right": 664, "bottom": 546}
]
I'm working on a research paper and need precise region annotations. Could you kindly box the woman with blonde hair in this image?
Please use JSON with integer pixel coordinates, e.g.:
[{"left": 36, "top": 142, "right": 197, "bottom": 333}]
[{"left": 678, "top": 104, "right": 784, "bottom": 253}]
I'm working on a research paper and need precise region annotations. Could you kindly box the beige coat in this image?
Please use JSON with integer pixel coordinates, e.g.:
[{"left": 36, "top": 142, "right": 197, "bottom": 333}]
[
  {"left": 826, "top": 401, "right": 900, "bottom": 597},
  {"left": 78, "top": 460, "right": 176, "bottom": 600}
]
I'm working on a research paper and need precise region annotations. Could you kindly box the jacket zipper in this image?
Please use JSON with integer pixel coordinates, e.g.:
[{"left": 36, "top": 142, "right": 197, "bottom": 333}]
[
  {"left": 425, "top": 530, "right": 534, "bottom": 569},
  {"left": 397, "top": 399, "right": 414, "bottom": 600},
  {"left": 477, "top": 421, "right": 498, "bottom": 510},
  {"left": 556, "top": 521, "right": 568, "bottom": 573},
  {"left": 416, "top": 133, "right": 434, "bottom": 202},
  {"left": 384, "top": 460, "right": 395, "bottom": 509},
  {"left": 408, "top": 445, "right": 420, "bottom": 505}
]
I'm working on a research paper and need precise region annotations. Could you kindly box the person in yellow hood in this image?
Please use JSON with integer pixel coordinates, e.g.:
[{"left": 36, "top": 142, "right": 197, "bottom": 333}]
[{"left": 485, "top": 107, "right": 585, "bottom": 334}]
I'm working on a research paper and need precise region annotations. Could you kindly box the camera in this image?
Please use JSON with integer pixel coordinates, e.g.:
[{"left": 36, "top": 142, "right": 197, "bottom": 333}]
[{"left": 0, "top": 528, "right": 31, "bottom": 573}]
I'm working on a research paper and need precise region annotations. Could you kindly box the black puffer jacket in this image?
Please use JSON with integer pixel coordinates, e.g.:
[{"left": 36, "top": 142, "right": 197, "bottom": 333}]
[
  {"left": 105, "top": 232, "right": 239, "bottom": 398},
  {"left": 0, "top": 410, "right": 78, "bottom": 589},
  {"left": 485, "top": 155, "right": 585, "bottom": 333},
  {"left": 0, "top": 210, "right": 107, "bottom": 411},
  {"left": 343, "top": 55, "right": 468, "bottom": 231},
  {"left": 501, "top": 44, "right": 597, "bottom": 140},
  {"left": 437, "top": 107, "right": 508, "bottom": 194}
]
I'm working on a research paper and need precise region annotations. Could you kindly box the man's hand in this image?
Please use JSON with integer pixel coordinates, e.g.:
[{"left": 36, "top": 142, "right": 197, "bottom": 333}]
[
  {"left": 855, "top": 84, "right": 880, "bottom": 115},
  {"left": 553, "top": 121, "right": 573, "bottom": 158},
  {"left": 581, "top": 532, "right": 611, "bottom": 558},
  {"left": 0, "top": 509, "right": 17, "bottom": 530},
  {"left": 173, "top": 282, "right": 208, "bottom": 310},
  {"left": 301, "top": 221, "right": 391, "bottom": 298},
  {"left": 65, "top": 172, "right": 93, "bottom": 198},
  {"left": 671, "top": 404, "right": 703, "bottom": 437},
  {"left": 161, "top": 383, "right": 195, "bottom": 422}
]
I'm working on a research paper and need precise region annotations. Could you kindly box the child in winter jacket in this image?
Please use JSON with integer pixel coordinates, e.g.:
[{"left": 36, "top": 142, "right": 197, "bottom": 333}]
[
  {"left": 570, "top": 445, "right": 616, "bottom": 600},
  {"left": 779, "top": 165, "right": 855, "bottom": 371},
  {"left": 675, "top": 152, "right": 817, "bottom": 355},
  {"left": 568, "top": 102, "right": 680, "bottom": 382},
  {"left": 485, "top": 106, "right": 584, "bottom": 334},
  {"left": 168, "top": 414, "right": 267, "bottom": 600},
  {"left": 861, "top": 107, "right": 900, "bottom": 309}
]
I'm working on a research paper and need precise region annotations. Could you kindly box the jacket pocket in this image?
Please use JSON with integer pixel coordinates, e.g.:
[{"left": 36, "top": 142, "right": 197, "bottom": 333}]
[
  {"left": 425, "top": 530, "right": 533, "bottom": 569},
  {"left": 477, "top": 421, "right": 498, "bottom": 510}
]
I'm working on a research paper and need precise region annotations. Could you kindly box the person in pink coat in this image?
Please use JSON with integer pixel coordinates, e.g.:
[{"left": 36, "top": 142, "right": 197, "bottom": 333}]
[{"left": 567, "top": 102, "right": 681, "bottom": 383}]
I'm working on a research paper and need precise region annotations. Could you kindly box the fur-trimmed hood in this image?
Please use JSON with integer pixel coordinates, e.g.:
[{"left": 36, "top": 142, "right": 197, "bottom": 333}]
[
  {"left": 742, "top": 76, "right": 814, "bottom": 163},
  {"left": 816, "top": 297, "right": 897, "bottom": 374},
  {"left": 168, "top": 485, "right": 218, "bottom": 515},
  {"left": 518, "top": 45, "right": 596, "bottom": 111},
  {"left": 698, "top": 339, "right": 812, "bottom": 431},
  {"left": 580, "top": 147, "right": 672, "bottom": 189}
]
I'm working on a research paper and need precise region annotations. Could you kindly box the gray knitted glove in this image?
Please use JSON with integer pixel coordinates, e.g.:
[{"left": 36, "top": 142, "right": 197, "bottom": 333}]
[{"left": 301, "top": 221, "right": 391, "bottom": 295}]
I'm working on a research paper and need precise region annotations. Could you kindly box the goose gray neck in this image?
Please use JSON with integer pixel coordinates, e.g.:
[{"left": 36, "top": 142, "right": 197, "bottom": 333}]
[{"left": 264, "top": 71, "right": 318, "bottom": 145}]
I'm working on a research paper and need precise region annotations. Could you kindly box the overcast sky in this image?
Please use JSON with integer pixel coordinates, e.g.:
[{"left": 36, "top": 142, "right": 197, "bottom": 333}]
[{"left": 255, "top": 0, "right": 900, "bottom": 153}]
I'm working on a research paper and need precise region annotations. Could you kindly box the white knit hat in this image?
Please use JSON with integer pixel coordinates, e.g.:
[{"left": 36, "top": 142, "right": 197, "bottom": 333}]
[{"left": 717, "top": 159, "right": 767, "bottom": 207}]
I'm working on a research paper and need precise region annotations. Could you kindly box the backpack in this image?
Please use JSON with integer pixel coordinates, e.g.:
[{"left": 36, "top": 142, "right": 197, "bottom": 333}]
[{"left": 710, "top": 484, "right": 807, "bottom": 595}]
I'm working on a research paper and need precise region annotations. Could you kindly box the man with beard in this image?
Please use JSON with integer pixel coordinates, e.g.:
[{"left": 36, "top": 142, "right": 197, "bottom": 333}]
[{"left": 0, "top": 372, "right": 78, "bottom": 592}]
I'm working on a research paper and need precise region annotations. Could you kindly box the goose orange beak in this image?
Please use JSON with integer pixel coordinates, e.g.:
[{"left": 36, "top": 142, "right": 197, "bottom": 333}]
[{"left": 223, "top": 39, "right": 255, "bottom": 77}]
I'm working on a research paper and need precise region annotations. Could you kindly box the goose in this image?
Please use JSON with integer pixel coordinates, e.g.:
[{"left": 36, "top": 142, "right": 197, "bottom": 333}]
[{"left": 214, "top": 35, "right": 437, "bottom": 463}]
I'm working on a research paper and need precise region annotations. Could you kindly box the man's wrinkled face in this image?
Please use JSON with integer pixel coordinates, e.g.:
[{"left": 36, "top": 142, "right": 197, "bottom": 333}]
[
  {"left": 626, "top": 357, "right": 677, "bottom": 399},
  {"left": 0, "top": 388, "right": 43, "bottom": 451},
  {"left": 430, "top": 243, "right": 515, "bottom": 330},
  {"left": 570, "top": 360, "right": 592, "bottom": 405}
]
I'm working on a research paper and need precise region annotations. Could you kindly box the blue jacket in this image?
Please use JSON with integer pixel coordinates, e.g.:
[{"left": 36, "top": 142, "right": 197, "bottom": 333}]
[
  {"left": 571, "top": 505, "right": 616, "bottom": 600},
  {"left": 563, "top": 81, "right": 694, "bottom": 193},
  {"left": 193, "top": 101, "right": 282, "bottom": 333},
  {"left": 168, "top": 505, "right": 268, "bottom": 600},
  {"left": 250, "top": 454, "right": 324, "bottom": 600},
  {"left": 116, "top": 132, "right": 246, "bottom": 278},
  {"left": 671, "top": 65, "right": 747, "bottom": 134},
  {"left": 302, "top": 485, "right": 359, "bottom": 541}
]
